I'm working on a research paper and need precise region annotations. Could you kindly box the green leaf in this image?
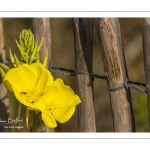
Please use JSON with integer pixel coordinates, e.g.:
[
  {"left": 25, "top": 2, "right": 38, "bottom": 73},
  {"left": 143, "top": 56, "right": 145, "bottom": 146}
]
[
  {"left": 0, "top": 67, "right": 5, "bottom": 78},
  {"left": 15, "top": 40, "right": 28, "bottom": 63},
  {"left": 35, "top": 37, "right": 44, "bottom": 52},
  {"left": 29, "top": 42, "right": 38, "bottom": 64},
  {"left": 9, "top": 49, "right": 17, "bottom": 67},
  {"left": 43, "top": 49, "right": 48, "bottom": 67},
  {"left": 14, "top": 54, "right": 21, "bottom": 67},
  {"left": 0, "top": 63, "right": 10, "bottom": 71}
]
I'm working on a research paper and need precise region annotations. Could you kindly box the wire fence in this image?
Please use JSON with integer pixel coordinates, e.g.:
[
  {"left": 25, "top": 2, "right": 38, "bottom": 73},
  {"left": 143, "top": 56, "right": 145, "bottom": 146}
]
[{"left": 49, "top": 65, "right": 148, "bottom": 94}]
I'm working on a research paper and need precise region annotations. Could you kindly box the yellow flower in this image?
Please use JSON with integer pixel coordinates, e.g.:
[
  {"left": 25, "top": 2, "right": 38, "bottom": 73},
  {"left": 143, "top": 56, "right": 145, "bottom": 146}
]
[
  {"left": 3, "top": 63, "right": 54, "bottom": 107},
  {"left": 3, "top": 62, "right": 81, "bottom": 128},
  {"left": 28, "top": 78, "right": 81, "bottom": 128}
]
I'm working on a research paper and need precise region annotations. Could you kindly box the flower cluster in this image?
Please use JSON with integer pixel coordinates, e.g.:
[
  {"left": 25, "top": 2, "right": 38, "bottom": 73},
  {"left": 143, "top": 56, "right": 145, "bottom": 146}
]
[{"left": 0, "top": 29, "right": 81, "bottom": 129}]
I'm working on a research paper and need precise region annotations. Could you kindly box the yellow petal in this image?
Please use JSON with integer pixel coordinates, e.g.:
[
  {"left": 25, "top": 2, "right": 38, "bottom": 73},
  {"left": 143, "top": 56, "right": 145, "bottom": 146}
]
[
  {"left": 30, "top": 63, "right": 54, "bottom": 92},
  {"left": 49, "top": 78, "right": 80, "bottom": 107},
  {"left": 30, "top": 83, "right": 67, "bottom": 110},
  {"left": 28, "top": 95, "right": 49, "bottom": 110},
  {"left": 3, "top": 80, "right": 14, "bottom": 92},
  {"left": 53, "top": 95, "right": 81, "bottom": 123},
  {"left": 41, "top": 110, "right": 57, "bottom": 128},
  {"left": 54, "top": 106, "right": 76, "bottom": 123},
  {"left": 4, "top": 63, "right": 54, "bottom": 93},
  {"left": 13, "top": 88, "right": 32, "bottom": 107},
  {"left": 74, "top": 95, "right": 81, "bottom": 105},
  {"left": 32, "top": 78, "right": 81, "bottom": 123},
  {"left": 28, "top": 77, "right": 81, "bottom": 126},
  {"left": 51, "top": 78, "right": 64, "bottom": 89},
  {"left": 3, "top": 63, "right": 54, "bottom": 107},
  {"left": 3, "top": 64, "right": 37, "bottom": 92},
  {"left": 31, "top": 78, "right": 81, "bottom": 112}
]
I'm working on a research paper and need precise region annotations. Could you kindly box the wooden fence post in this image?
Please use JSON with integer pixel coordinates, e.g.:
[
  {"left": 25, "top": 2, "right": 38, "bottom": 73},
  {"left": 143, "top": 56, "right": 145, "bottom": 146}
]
[
  {"left": 32, "top": 18, "right": 54, "bottom": 132},
  {"left": 0, "top": 18, "right": 9, "bottom": 132},
  {"left": 96, "top": 18, "right": 135, "bottom": 132},
  {"left": 32, "top": 18, "right": 52, "bottom": 66},
  {"left": 142, "top": 18, "right": 150, "bottom": 126},
  {"left": 73, "top": 18, "right": 96, "bottom": 132}
]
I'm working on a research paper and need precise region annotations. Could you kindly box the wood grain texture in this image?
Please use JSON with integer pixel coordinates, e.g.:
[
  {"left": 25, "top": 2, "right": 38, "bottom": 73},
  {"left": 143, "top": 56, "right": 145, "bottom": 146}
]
[
  {"left": 142, "top": 18, "right": 150, "bottom": 126},
  {"left": 32, "top": 18, "right": 54, "bottom": 132},
  {"left": 32, "top": 18, "right": 51, "bottom": 66},
  {"left": 73, "top": 18, "right": 96, "bottom": 132},
  {"left": 0, "top": 18, "right": 9, "bottom": 132},
  {"left": 96, "top": 18, "right": 135, "bottom": 132}
]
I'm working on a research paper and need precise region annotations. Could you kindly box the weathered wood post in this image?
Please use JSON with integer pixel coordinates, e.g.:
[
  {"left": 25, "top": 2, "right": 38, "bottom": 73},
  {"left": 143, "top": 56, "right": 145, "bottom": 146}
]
[
  {"left": 32, "top": 18, "right": 54, "bottom": 132},
  {"left": 73, "top": 18, "right": 96, "bottom": 132},
  {"left": 142, "top": 18, "right": 150, "bottom": 126},
  {"left": 0, "top": 18, "right": 9, "bottom": 132},
  {"left": 96, "top": 18, "right": 135, "bottom": 132},
  {"left": 32, "top": 18, "right": 52, "bottom": 66}
]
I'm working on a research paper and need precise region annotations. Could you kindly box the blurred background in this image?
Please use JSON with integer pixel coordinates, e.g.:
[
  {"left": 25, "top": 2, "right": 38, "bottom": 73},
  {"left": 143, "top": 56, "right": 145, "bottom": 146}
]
[{"left": 2, "top": 18, "right": 149, "bottom": 132}]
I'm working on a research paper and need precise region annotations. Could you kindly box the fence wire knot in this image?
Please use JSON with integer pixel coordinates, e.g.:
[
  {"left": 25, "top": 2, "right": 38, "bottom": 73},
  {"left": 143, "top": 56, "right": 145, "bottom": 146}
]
[{"left": 108, "top": 78, "right": 147, "bottom": 93}]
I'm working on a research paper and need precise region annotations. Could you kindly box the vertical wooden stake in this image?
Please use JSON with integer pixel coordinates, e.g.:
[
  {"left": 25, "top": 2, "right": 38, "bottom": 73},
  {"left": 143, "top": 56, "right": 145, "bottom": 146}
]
[
  {"left": 0, "top": 18, "right": 9, "bottom": 132},
  {"left": 32, "top": 18, "right": 52, "bottom": 66},
  {"left": 73, "top": 18, "right": 96, "bottom": 132},
  {"left": 96, "top": 18, "right": 135, "bottom": 132},
  {"left": 32, "top": 18, "right": 54, "bottom": 132},
  {"left": 142, "top": 18, "right": 150, "bottom": 126}
]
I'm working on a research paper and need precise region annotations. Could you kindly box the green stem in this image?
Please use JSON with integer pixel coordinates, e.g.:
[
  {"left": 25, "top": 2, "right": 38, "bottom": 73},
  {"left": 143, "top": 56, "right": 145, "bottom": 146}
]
[
  {"left": 33, "top": 110, "right": 36, "bottom": 132},
  {"left": 35, "top": 123, "right": 45, "bottom": 132},
  {"left": 17, "top": 103, "right": 22, "bottom": 120},
  {"left": 17, "top": 103, "right": 22, "bottom": 132}
]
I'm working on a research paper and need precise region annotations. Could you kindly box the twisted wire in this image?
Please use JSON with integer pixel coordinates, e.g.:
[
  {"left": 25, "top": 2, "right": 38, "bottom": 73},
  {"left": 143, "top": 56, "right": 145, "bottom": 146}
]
[
  {"left": 124, "top": 78, "right": 146, "bottom": 93},
  {"left": 126, "top": 83, "right": 146, "bottom": 93},
  {"left": 50, "top": 67, "right": 106, "bottom": 80},
  {"left": 49, "top": 65, "right": 148, "bottom": 94}
]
